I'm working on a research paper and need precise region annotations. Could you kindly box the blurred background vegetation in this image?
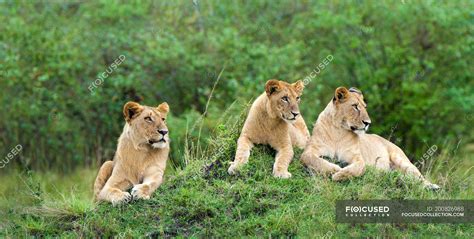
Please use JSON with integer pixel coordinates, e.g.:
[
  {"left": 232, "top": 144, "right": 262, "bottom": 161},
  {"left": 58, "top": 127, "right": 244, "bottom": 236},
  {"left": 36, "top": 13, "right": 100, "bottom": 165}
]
[{"left": 0, "top": 0, "right": 472, "bottom": 172}]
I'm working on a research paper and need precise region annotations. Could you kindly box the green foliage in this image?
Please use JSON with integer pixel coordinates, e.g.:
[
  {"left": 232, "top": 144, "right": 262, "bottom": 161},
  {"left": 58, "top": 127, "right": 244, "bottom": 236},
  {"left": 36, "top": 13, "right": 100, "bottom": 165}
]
[{"left": 0, "top": 1, "right": 472, "bottom": 171}]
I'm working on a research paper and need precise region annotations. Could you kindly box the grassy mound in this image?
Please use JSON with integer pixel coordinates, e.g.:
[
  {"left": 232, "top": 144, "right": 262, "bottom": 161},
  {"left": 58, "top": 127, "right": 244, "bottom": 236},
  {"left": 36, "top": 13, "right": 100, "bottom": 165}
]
[{"left": 3, "top": 114, "right": 473, "bottom": 237}]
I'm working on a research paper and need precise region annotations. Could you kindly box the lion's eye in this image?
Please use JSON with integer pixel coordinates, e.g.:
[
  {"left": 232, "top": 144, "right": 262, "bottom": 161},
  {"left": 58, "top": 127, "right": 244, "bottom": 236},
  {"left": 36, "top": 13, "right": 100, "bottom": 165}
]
[
  {"left": 144, "top": 116, "right": 153, "bottom": 122},
  {"left": 282, "top": 96, "right": 289, "bottom": 102},
  {"left": 162, "top": 118, "right": 166, "bottom": 121},
  {"left": 352, "top": 104, "right": 359, "bottom": 110},
  {"left": 296, "top": 96, "right": 301, "bottom": 101}
]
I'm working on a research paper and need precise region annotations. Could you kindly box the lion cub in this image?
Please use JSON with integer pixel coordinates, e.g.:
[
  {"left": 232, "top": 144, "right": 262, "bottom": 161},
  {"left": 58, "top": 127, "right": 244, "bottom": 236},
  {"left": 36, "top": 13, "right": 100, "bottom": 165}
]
[
  {"left": 301, "top": 87, "right": 439, "bottom": 189},
  {"left": 94, "top": 101, "right": 170, "bottom": 205},
  {"left": 228, "top": 79, "right": 310, "bottom": 178}
]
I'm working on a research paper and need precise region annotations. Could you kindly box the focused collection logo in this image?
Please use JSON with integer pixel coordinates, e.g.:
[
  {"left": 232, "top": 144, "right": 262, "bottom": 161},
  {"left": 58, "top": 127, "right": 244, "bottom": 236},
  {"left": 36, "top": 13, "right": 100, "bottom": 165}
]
[
  {"left": 345, "top": 206, "right": 390, "bottom": 218},
  {"left": 336, "top": 200, "right": 472, "bottom": 223}
]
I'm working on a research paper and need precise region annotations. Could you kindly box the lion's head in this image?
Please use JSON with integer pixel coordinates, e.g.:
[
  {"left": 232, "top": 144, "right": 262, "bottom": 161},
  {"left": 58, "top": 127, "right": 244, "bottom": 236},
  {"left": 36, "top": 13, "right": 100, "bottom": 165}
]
[
  {"left": 332, "top": 87, "right": 371, "bottom": 134},
  {"left": 123, "top": 101, "right": 170, "bottom": 149},
  {"left": 264, "top": 79, "right": 305, "bottom": 122}
]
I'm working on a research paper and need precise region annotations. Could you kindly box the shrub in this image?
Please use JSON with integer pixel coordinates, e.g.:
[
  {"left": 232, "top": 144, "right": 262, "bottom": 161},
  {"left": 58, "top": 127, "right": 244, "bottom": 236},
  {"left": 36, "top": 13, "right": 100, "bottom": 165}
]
[{"left": 0, "top": 0, "right": 471, "bottom": 170}]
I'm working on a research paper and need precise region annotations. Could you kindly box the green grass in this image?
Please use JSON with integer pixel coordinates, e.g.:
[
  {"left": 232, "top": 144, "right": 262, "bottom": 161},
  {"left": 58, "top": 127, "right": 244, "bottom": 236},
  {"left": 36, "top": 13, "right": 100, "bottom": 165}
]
[{"left": 2, "top": 114, "right": 473, "bottom": 238}]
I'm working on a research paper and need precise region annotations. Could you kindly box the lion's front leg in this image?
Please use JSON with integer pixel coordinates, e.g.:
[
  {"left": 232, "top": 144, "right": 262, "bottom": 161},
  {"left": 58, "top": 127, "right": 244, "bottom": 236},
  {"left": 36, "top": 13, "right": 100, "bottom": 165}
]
[
  {"left": 300, "top": 145, "right": 341, "bottom": 175},
  {"left": 131, "top": 166, "right": 165, "bottom": 200},
  {"left": 98, "top": 173, "right": 133, "bottom": 205},
  {"left": 290, "top": 117, "right": 310, "bottom": 149},
  {"left": 272, "top": 143, "right": 294, "bottom": 179},
  {"left": 228, "top": 136, "right": 254, "bottom": 175},
  {"left": 332, "top": 154, "right": 365, "bottom": 181}
]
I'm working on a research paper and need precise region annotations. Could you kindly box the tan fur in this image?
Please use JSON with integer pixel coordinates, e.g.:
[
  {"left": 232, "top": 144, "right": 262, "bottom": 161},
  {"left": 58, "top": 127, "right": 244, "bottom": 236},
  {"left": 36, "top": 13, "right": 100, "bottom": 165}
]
[
  {"left": 228, "top": 79, "right": 310, "bottom": 178},
  {"left": 301, "top": 87, "right": 439, "bottom": 189},
  {"left": 93, "top": 101, "right": 171, "bottom": 205}
]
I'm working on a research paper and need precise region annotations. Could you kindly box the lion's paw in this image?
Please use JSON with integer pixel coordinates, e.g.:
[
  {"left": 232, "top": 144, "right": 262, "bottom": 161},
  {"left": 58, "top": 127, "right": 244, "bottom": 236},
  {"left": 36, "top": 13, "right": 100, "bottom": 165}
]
[
  {"left": 328, "top": 164, "right": 342, "bottom": 174},
  {"left": 424, "top": 182, "right": 441, "bottom": 191},
  {"left": 131, "top": 184, "right": 151, "bottom": 200},
  {"left": 331, "top": 171, "right": 350, "bottom": 181},
  {"left": 273, "top": 170, "right": 292, "bottom": 179},
  {"left": 110, "top": 191, "right": 132, "bottom": 206},
  {"left": 228, "top": 162, "right": 240, "bottom": 175}
]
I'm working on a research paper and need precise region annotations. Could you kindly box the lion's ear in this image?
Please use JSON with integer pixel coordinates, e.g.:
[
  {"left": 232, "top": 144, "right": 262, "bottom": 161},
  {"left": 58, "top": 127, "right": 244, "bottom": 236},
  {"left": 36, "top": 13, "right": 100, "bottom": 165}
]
[
  {"left": 292, "top": 80, "right": 304, "bottom": 94},
  {"left": 157, "top": 102, "right": 169, "bottom": 118},
  {"left": 334, "top": 87, "right": 349, "bottom": 103},
  {"left": 265, "top": 80, "right": 282, "bottom": 96},
  {"left": 123, "top": 101, "right": 144, "bottom": 123}
]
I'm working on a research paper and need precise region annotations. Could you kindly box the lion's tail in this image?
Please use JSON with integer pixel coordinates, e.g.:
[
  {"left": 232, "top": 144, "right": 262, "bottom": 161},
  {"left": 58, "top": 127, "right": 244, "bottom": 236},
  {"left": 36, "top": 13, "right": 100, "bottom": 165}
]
[{"left": 93, "top": 160, "right": 114, "bottom": 201}]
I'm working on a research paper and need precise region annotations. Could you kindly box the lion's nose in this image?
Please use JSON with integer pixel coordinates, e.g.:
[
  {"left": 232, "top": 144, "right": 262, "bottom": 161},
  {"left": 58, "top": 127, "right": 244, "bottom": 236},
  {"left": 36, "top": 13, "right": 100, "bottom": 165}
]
[
  {"left": 291, "top": 112, "right": 299, "bottom": 117},
  {"left": 158, "top": 129, "right": 168, "bottom": 135},
  {"left": 362, "top": 120, "right": 371, "bottom": 127}
]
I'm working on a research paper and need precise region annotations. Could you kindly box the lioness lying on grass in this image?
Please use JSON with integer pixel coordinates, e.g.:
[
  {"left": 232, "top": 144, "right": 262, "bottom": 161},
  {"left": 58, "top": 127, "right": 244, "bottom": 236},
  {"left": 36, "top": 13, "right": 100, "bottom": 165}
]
[
  {"left": 94, "top": 101, "right": 170, "bottom": 205},
  {"left": 301, "top": 87, "right": 440, "bottom": 189},
  {"left": 228, "top": 79, "right": 310, "bottom": 178}
]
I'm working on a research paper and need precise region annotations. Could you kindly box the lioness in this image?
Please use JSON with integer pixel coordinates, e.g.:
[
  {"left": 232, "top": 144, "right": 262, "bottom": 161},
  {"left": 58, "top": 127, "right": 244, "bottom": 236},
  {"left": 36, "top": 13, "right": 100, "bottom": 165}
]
[
  {"left": 228, "top": 79, "right": 310, "bottom": 178},
  {"left": 301, "top": 87, "right": 440, "bottom": 189},
  {"left": 94, "top": 101, "right": 170, "bottom": 204}
]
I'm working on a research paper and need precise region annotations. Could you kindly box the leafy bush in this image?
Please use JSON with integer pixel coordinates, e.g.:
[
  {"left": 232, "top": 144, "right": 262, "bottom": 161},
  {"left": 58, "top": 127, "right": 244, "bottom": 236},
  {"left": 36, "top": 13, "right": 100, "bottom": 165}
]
[{"left": 0, "top": 0, "right": 472, "bottom": 170}]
